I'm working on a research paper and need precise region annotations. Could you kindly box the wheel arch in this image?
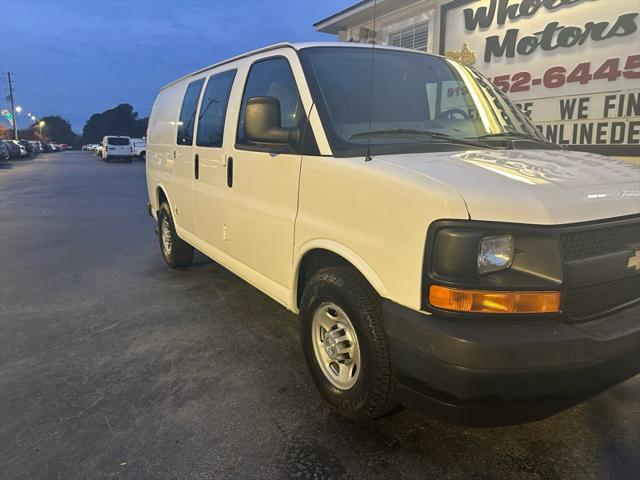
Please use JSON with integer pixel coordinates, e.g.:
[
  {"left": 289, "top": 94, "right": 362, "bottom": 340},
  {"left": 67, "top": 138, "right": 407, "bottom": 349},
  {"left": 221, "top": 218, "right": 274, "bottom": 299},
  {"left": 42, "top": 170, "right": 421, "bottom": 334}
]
[
  {"left": 155, "top": 184, "right": 171, "bottom": 214},
  {"left": 292, "top": 241, "right": 388, "bottom": 311}
]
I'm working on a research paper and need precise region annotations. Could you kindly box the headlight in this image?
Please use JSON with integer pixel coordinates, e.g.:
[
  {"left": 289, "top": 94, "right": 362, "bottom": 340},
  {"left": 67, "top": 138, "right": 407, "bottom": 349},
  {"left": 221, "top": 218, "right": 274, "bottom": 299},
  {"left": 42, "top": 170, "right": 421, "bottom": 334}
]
[
  {"left": 424, "top": 221, "right": 563, "bottom": 313},
  {"left": 477, "top": 235, "right": 514, "bottom": 274}
]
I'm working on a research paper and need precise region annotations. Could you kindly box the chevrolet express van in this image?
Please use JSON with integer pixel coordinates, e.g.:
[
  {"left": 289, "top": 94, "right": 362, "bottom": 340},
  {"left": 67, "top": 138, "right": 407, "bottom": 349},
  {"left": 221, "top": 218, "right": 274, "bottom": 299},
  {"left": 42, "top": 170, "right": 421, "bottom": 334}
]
[{"left": 145, "top": 43, "right": 640, "bottom": 426}]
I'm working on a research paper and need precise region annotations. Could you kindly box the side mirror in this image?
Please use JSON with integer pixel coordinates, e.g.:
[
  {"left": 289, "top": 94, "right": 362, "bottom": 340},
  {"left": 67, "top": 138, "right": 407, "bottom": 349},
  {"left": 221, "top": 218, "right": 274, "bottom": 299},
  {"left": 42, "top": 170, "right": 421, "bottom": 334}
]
[{"left": 244, "top": 96, "right": 300, "bottom": 146}]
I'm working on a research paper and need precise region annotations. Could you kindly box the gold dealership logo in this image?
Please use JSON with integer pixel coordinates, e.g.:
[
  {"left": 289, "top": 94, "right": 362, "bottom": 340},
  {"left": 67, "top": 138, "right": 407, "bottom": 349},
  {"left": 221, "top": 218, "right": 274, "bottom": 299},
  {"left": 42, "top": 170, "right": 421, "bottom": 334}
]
[
  {"left": 628, "top": 250, "right": 640, "bottom": 271},
  {"left": 445, "top": 43, "right": 477, "bottom": 65}
]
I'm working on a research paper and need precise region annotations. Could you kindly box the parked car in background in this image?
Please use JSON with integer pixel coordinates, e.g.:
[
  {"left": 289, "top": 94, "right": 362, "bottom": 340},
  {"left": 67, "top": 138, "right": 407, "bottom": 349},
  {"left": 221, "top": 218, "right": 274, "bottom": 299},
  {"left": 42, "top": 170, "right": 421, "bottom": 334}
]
[
  {"left": 6, "top": 140, "right": 27, "bottom": 158},
  {"left": 101, "top": 136, "right": 133, "bottom": 162},
  {"left": 84, "top": 144, "right": 100, "bottom": 154},
  {"left": 0, "top": 140, "right": 10, "bottom": 161},
  {"left": 131, "top": 138, "right": 146, "bottom": 160},
  {"left": 147, "top": 42, "right": 640, "bottom": 427},
  {"left": 29, "top": 141, "right": 42, "bottom": 153},
  {"left": 42, "top": 143, "right": 54, "bottom": 153},
  {"left": 18, "top": 140, "right": 36, "bottom": 156}
]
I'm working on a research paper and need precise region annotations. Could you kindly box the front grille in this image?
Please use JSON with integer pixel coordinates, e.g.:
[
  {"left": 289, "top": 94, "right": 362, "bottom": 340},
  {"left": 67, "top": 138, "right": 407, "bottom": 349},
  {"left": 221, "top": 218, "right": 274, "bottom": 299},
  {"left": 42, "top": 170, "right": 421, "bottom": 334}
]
[
  {"left": 561, "top": 220, "right": 640, "bottom": 261},
  {"left": 560, "top": 216, "right": 640, "bottom": 319},
  {"left": 565, "top": 275, "right": 640, "bottom": 320}
]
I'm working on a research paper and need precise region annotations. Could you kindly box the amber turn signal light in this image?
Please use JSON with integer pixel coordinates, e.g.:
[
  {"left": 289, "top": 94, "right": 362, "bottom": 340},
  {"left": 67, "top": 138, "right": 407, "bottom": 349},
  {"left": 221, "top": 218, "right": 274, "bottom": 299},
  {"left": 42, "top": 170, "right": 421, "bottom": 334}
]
[{"left": 429, "top": 285, "right": 561, "bottom": 314}]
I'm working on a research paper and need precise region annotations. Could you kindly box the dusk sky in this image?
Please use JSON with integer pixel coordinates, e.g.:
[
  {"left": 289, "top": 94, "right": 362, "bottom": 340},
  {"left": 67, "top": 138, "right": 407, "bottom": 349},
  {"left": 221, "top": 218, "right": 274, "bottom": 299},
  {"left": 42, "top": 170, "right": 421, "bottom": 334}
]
[{"left": 0, "top": 0, "right": 354, "bottom": 132}]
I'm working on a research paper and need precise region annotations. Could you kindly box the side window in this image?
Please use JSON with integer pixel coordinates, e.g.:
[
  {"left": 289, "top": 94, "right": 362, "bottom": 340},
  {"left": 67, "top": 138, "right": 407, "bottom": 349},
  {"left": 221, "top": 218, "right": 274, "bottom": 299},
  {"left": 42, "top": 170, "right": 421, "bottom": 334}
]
[
  {"left": 236, "top": 57, "right": 303, "bottom": 146},
  {"left": 196, "top": 70, "right": 236, "bottom": 148},
  {"left": 177, "top": 78, "right": 205, "bottom": 145}
]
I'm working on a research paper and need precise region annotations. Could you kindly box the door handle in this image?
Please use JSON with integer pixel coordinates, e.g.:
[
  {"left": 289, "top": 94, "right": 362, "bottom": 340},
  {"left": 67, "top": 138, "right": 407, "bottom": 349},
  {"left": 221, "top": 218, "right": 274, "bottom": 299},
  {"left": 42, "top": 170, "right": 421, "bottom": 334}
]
[
  {"left": 194, "top": 153, "right": 199, "bottom": 179},
  {"left": 227, "top": 157, "right": 233, "bottom": 188}
]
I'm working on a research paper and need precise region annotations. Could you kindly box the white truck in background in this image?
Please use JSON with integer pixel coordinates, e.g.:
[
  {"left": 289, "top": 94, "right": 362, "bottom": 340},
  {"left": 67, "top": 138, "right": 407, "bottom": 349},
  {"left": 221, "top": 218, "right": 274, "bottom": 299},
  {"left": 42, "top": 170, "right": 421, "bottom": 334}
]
[
  {"left": 131, "top": 138, "right": 146, "bottom": 160},
  {"left": 101, "top": 136, "right": 133, "bottom": 163}
]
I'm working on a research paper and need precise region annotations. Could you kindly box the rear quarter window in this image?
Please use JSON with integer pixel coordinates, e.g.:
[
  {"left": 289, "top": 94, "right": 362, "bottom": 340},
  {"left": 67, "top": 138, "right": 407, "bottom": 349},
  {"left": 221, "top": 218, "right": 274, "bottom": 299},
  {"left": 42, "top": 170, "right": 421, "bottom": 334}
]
[
  {"left": 177, "top": 78, "right": 205, "bottom": 145},
  {"left": 107, "top": 138, "right": 130, "bottom": 146}
]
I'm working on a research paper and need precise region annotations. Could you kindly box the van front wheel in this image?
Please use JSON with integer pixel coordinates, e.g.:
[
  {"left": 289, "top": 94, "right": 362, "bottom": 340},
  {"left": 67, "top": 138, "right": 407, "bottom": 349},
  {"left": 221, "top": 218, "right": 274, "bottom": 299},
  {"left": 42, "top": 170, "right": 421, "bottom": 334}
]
[
  {"left": 300, "top": 267, "right": 398, "bottom": 421},
  {"left": 158, "top": 202, "right": 194, "bottom": 268}
]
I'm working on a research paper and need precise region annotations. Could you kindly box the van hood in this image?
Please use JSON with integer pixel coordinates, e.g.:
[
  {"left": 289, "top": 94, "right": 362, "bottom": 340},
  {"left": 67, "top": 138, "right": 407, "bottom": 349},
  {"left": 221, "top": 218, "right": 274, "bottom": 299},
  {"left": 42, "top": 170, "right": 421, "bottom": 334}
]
[{"left": 379, "top": 149, "right": 640, "bottom": 225}]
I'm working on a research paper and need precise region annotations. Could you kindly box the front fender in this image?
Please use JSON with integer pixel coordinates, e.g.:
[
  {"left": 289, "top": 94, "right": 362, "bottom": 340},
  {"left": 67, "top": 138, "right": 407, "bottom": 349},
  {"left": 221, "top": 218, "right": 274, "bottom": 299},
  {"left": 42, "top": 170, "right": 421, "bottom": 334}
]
[{"left": 290, "top": 239, "right": 389, "bottom": 312}]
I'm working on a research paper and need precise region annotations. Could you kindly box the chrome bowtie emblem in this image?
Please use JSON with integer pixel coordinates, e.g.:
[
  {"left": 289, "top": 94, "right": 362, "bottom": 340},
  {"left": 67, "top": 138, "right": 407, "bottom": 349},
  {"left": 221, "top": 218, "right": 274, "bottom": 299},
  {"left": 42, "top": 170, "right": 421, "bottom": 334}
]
[{"left": 628, "top": 250, "right": 640, "bottom": 271}]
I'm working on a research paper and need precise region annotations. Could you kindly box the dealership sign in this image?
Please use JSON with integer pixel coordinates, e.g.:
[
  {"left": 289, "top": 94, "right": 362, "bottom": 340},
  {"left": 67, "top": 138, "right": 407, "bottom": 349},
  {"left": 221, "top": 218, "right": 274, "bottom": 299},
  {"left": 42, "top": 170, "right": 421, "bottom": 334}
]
[
  {"left": 1, "top": 108, "right": 14, "bottom": 127},
  {"left": 440, "top": 0, "right": 640, "bottom": 155}
]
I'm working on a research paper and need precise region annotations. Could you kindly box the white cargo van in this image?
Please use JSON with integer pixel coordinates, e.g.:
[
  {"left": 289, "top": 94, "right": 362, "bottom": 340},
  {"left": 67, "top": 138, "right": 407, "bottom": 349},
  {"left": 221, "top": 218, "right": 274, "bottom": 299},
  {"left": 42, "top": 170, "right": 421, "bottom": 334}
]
[
  {"left": 145, "top": 43, "right": 640, "bottom": 426},
  {"left": 101, "top": 135, "right": 133, "bottom": 162}
]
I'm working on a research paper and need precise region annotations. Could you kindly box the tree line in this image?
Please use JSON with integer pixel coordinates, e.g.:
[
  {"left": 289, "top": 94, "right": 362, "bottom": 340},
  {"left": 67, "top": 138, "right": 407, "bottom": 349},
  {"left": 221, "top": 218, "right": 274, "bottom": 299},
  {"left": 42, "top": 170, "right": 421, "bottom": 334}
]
[
  {"left": 81, "top": 104, "right": 148, "bottom": 144},
  {"left": 1, "top": 103, "right": 148, "bottom": 147}
]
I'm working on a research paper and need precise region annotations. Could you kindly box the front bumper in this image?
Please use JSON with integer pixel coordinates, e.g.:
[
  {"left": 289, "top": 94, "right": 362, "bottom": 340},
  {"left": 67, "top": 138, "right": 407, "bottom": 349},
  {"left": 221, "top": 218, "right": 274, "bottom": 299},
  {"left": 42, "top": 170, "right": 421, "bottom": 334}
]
[{"left": 383, "top": 301, "right": 640, "bottom": 426}]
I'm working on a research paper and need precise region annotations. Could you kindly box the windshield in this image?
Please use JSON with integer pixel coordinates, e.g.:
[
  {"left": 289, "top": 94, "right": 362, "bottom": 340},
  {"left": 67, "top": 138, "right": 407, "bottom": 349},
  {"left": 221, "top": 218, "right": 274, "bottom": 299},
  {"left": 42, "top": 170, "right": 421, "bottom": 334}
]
[
  {"left": 299, "top": 47, "right": 547, "bottom": 156},
  {"left": 107, "top": 137, "right": 130, "bottom": 146}
]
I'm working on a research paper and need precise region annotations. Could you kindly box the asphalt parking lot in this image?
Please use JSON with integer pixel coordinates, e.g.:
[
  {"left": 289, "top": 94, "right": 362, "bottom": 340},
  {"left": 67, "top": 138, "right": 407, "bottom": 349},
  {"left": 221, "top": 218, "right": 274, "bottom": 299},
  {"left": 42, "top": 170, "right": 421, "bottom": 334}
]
[{"left": 1, "top": 151, "right": 639, "bottom": 480}]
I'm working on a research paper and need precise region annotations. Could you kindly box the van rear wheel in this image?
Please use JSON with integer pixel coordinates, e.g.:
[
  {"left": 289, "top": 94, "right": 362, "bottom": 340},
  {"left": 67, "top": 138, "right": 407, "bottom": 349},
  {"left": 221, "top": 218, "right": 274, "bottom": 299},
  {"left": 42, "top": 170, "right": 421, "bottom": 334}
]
[
  {"left": 300, "top": 267, "right": 398, "bottom": 421},
  {"left": 158, "top": 202, "right": 194, "bottom": 268}
]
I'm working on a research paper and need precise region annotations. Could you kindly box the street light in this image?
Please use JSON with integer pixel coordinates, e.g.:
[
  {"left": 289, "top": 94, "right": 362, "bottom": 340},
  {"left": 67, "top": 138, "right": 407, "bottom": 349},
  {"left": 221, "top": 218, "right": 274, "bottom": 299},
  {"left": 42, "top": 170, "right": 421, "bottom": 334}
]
[
  {"left": 38, "top": 120, "right": 45, "bottom": 138},
  {"left": 15, "top": 106, "right": 22, "bottom": 113}
]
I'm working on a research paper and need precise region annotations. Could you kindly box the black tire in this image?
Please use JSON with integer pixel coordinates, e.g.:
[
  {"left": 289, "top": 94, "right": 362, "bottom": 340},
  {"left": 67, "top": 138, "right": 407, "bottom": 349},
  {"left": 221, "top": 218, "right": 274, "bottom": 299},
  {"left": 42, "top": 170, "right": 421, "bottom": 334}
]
[
  {"left": 140, "top": 151, "right": 146, "bottom": 161},
  {"left": 157, "top": 202, "right": 194, "bottom": 268},
  {"left": 300, "top": 267, "right": 398, "bottom": 421}
]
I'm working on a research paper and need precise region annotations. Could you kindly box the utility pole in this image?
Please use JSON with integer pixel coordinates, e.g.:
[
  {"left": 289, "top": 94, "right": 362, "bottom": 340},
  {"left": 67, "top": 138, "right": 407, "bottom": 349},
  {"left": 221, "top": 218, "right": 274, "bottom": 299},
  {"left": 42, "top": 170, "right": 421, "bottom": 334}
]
[{"left": 7, "top": 72, "right": 18, "bottom": 140}]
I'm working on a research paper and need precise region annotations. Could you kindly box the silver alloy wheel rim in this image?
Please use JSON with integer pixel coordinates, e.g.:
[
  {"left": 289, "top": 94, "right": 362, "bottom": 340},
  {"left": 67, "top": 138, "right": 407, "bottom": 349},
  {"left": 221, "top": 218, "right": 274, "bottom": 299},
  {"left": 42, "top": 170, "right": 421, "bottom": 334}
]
[
  {"left": 161, "top": 217, "right": 172, "bottom": 256},
  {"left": 311, "top": 302, "right": 361, "bottom": 390}
]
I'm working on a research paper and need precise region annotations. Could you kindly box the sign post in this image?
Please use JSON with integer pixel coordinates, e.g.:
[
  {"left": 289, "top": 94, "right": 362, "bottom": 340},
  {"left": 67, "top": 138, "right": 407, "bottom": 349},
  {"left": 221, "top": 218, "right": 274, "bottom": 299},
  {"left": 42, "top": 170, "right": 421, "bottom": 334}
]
[{"left": 7, "top": 72, "right": 19, "bottom": 140}]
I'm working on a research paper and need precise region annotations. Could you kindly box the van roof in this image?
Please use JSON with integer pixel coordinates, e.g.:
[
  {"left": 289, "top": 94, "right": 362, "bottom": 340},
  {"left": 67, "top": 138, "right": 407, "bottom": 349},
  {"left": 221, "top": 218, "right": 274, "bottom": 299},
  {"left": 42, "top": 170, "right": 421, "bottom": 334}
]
[{"left": 160, "top": 41, "right": 438, "bottom": 91}]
